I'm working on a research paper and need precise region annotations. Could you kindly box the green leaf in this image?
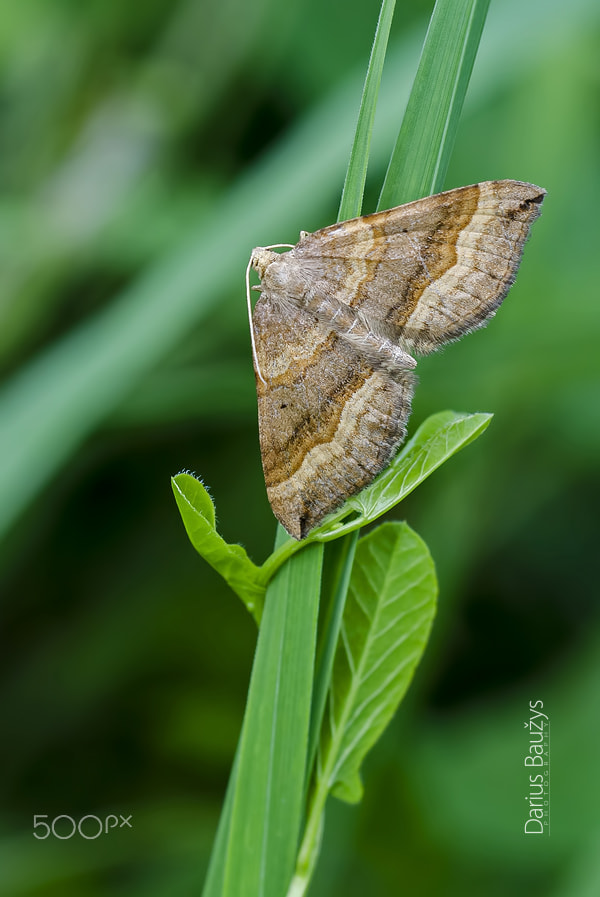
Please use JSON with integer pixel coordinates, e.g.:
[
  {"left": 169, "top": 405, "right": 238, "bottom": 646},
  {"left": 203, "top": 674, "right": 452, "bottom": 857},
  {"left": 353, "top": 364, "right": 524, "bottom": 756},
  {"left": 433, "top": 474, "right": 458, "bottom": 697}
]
[
  {"left": 260, "top": 411, "right": 492, "bottom": 578},
  {"left": 311, "top": 410, "right": 492, "bottom": 540},
  {"left": 321, "top": 522, "right": 437, "bottom": 803},
  {"left": 379, "top": 0, "right": 491, "bottom": 208},
  {"left": 338, "top": 0, "right": 397, "bottom": 221},
  {"left": 213, "top": 543, "right": 323, "bottom": 897},
  {"left": 291, "top": 523, "right": 436, "bottom": 891},
  {"left": 171, "top": 473, "right": 266, "bottom": 621}
]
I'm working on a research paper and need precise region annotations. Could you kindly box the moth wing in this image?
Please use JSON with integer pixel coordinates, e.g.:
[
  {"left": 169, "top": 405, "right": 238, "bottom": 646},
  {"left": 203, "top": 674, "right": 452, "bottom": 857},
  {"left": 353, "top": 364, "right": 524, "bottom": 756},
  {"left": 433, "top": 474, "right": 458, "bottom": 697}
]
[
  {"left": 253, "top": 295, "right": 414, "bottom": 539},
  {"left": 292, "top": 180, "right": 545, "bottom": 354}
]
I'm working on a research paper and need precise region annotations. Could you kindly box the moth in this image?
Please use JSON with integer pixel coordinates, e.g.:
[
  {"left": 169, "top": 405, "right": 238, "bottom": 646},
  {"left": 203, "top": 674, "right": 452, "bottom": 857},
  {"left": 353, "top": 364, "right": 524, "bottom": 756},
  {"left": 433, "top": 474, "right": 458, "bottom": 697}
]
[{"left": 248, "top": 180, "right": 545, "bottom": 539}]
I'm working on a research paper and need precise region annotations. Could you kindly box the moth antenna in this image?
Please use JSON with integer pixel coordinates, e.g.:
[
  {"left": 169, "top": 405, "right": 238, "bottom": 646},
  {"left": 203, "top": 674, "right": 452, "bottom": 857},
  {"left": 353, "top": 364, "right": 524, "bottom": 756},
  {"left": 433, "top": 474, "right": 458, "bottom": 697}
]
[
  {"left": 246, "top": 244, "right": 295, "bottom": 386},
  {"left": 246, "top": 254, "right": 266, "bottom": 385}
]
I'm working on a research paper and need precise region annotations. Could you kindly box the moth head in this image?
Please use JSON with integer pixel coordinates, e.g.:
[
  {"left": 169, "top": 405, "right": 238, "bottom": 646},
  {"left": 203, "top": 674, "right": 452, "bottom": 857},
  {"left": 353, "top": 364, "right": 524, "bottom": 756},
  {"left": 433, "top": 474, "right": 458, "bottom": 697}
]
[{"left": 250, "top": 248, "right": 280, "bottom": 280}]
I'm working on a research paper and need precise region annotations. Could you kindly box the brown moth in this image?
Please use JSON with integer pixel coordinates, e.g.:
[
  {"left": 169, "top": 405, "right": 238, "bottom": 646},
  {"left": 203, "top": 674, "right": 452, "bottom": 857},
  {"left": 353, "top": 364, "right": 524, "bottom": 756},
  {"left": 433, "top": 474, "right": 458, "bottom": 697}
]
[{"left": 249, "top": 180, "right": 545, "bottom": 540}]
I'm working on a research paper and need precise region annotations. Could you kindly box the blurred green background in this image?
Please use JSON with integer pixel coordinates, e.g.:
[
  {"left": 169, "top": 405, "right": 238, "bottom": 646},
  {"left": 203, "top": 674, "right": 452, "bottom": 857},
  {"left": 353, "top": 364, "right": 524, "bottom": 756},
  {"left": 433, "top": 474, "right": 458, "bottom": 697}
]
[{"left": 1, "top": 0, "right": 599, "bottom": 894}]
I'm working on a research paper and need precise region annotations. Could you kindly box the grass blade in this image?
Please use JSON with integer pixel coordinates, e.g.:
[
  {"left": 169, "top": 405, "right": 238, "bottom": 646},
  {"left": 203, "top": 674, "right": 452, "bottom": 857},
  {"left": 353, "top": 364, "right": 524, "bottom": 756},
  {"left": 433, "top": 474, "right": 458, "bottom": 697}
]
[
  {"left": 379, "top": 0, "right": 491, "bottom": 208},
  {"left": 209, "top": 542, "right": 322, "bottom": 897},
  {"left": 306, "top": 531, "right": 359, "bottom": 789},
  {"left": 201, "top": 750, "right": 238, "bottom": 897},
  {"left": 338, "top": 0, "right": 397, "bottom": 221}
]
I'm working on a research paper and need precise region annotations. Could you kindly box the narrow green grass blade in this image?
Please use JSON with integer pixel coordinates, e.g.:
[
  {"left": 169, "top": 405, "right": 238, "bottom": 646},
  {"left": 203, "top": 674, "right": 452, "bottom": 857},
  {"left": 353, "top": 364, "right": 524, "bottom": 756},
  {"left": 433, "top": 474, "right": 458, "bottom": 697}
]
[
  {"left": 378, "top": 0, "right": 490, "bottom": 209},
  {"left": 306, "top": 531, "right": 359, "bottom": 789},
  {"left": 215, "top": 542, "right": 322, "bottom": 897},
  {"left": 338, "top": 0, "right": 397, "bottom": 222},
  {"left": 202, "top": 750, "right": 239, "bottom": 897}
]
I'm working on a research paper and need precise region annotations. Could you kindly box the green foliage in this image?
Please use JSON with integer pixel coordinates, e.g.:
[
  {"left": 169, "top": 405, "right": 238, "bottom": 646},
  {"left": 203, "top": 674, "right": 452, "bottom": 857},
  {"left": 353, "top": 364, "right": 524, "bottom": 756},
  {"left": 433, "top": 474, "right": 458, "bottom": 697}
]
[
  {"left": 173, "top": 411, "right": 490, "bottom": 616},
  {"left": 205, "top": 543, "right": 323, "bottom": 897},
  {"left": 1, "top": 0, "right": 599, "bottom": 896},
  {"left": 379, "top": 0, "right": 490, "bottom": 207},
  {"left": 320, "top": 523, "right": 437, "bottom": 804},
  {"left": 309, "top": 411, "right": 492, "bottom": 540},
  {"left": 172, "top": 473, "right": 265, "bottom": 620},
  {"left": 338, "top": 0, "right": 397, "bottom": 220},
  {"left": 291, "top": 523, "right": 436, "bottom": 894},
  {"left": 182, "top": 0, "right": 494, "bottom": 893},
  {"left": 173, "top": 407, "right": 486, "bottom": 896}
]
